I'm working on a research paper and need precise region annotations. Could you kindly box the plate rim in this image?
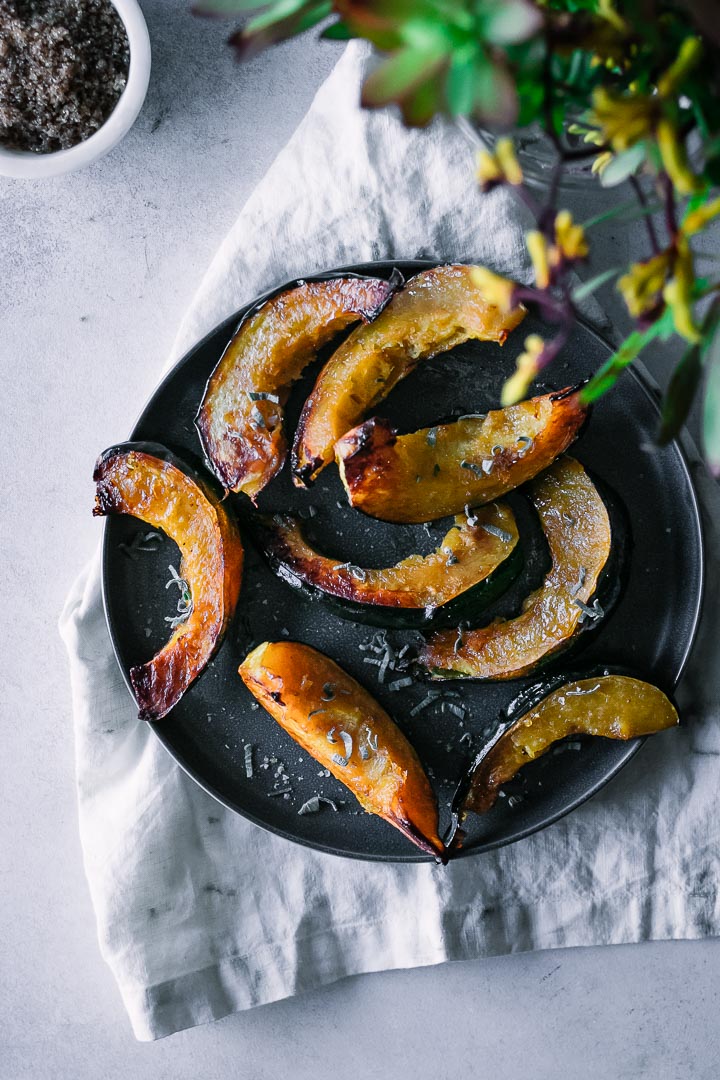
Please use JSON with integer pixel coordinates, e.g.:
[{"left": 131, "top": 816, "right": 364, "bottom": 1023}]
[{"left": 100, "top": 258, "right": 706, "bottom": 863}]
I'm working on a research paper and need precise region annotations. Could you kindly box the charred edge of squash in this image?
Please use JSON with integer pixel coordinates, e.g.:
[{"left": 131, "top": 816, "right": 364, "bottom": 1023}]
[
  {"left": 448, "top": 664, "right": 678, "bottom": 827},
  {"left": 392, "top": 815, "right": 448, "bottom": 863},
  {"left": 93, "top": 441, "right": 225, "bottom": 512},
  {"left": 335, "top": 384, "right": 591, "bottom": 518},
  {"left": 195, "top": 272, "right": 402, "bottom": 491},
  {"left": 248, "top": 512, "right": 523, "bottom": 630}
]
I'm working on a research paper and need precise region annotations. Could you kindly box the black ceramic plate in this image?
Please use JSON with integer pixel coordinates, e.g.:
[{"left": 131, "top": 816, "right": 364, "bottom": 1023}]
[{"left": 101, "top": 260, "right": 704, "bottom": 862}]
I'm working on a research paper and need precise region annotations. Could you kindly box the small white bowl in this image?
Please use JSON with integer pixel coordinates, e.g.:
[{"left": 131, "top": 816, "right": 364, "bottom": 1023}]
[{"left": 0, "top": 0, "right": 151, "bottom": 179}]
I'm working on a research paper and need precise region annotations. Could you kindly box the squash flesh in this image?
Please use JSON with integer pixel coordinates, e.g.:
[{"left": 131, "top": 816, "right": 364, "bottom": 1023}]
[
  {"left": 336, "top": 388, "right": 587, "bottom": 523},
  {"left": 253, "top": 502, "right": 518, "bottom": 610},
  {"left": 196, "top": 277, "right": 393, "bottom": 499},
  {"left": 421, "top": 457, "right": 611, "bottom": 679},
  {"left": 94, "top": 447, "right": 243, "bottom": 720},
  {"left": 239, "top": 641, "right": 444, "bottom": 859},
  {"left": 292, "top": 264, "right": 525, "bottom": 486},
  {"left": 462, "top": 675, "right": 678, "bottom": 813}
]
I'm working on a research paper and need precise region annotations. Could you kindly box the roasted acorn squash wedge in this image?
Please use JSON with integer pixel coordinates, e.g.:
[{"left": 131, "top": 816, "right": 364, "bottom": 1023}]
[
  {"left": 250, "top": 502, "right": 522, "bottom": 629},
  {"left": 239, "top": 641, "right": 445, "bottom": 860},
  {"left": 196, "top": 276, "right": 394, "bottom": 500},
  {"left": 94, "top": 442, "right": 244, "bottom": 721},
  {"left": 420, "top": 457, "right": 617, "bottom": 680},
  {"left": 448, "top": 670, "right": 678, "bottom": 833},
  {"left": 335, "top": 386, "right": 587, "bottom": 523},
  {"left": 291, "top": 264, "right": 525, "bottom": 486}
]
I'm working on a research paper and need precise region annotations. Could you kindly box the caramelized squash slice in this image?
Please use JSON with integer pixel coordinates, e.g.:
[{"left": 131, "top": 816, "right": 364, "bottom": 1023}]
[
  {"left": 420, "top": 457, "right": 614, "bottom": 680},
  {"left": 452, "top": 672, "right": 678, "bottom": 822},
  {"left": 251, "top": 502, "right": 521, "bottom": 628},
  {"left": 94, "top": 443, "right": 243, "bottom": 721},
  {"left": 292, "top": 264, "right": 525, "bottom": 486},
  {"left": 196, "top": 276, "right": 394, "bottom": 499},
  {"left": 336, "top": 387, "right": 587, "bottom": 523},
  {"left": 239, "top": 641, "right": 445, "bottom": 860}
]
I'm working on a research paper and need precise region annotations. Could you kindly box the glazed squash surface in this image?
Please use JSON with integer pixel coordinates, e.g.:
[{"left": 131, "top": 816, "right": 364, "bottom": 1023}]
[
  {"left": 94, "top": 444, "right": 243, "bottom": 721},
  {"left": 420, "top": 456, "right": 612, "bottom": 680},
  {"left": 336, "top": 387, "right": 587, "bottom": 523},
  {"left": 458, "top": 673, "right": 678, "bottom": 815},
  {"left": 239, "top": 641, "right": 445, "bottom": 859},
  {"left": 251, "top": 502, "right": 520, "bottom": 627},
  {"left": 196, "top": 276, "right": 393, "bottom": 499},
  {"left": 292, "top": 264, "right": 525, "bottom": 486}
]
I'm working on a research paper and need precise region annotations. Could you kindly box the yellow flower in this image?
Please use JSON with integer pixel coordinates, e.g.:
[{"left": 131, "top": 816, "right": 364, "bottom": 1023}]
[
  {"left": 597, "top": 0, "right": 627, "bottom": 34},
  {"left": 663, "top": 237, "right": 701, "bottom": 343},
  {"left": 589, "top": 86, "right": 655, "bottom": 152},
  {"left": 501, "top": 335, "right": 544, "bottom": 406},
  {"left": 471, "top": 266, "right": 516, "bottom": 312},
  {"left": 591, "top": 151, "right": 613, "bottom": 176},
  {"left": 656, "top": 118, "right": 700, "bottom": 196},
  {"left": 476, "top": 138, "right": 523, "bottom": 191},
  {"left": 552, "top": 211, "right": 588, "bottom": 263},
  {"left": 683, "top": 196, "right": 720, "bottom": 237},
  {"left": 476, "top": 149, "right": 503, "bottom": 189},
  {"left": 657, "top": 37, "right": 702, "bottom": 99},
  {"left": 526, "top": 230, "right": 550, "bottom": 289},
  {"left": 617, "top": 251, "right": 671, "bottom": 318}
]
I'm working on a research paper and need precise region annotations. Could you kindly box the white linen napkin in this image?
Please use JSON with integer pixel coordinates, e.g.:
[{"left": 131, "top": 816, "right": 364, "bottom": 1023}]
[{"left": 60, "top": 43, "right": 720, "bottom": 1043}]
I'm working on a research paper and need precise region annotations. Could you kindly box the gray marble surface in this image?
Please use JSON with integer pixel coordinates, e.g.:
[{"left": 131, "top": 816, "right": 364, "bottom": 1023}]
[{"left": 1, "top": 3, "right": 718, "bottom": 1077}]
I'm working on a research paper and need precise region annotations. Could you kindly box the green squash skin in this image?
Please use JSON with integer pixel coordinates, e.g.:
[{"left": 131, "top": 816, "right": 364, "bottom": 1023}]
[
  {"left": 255, "top": 530, "right": 524, "bottom": 630},
  {"left": 424, "top": 473, "right": 631, "bottom": 680}
]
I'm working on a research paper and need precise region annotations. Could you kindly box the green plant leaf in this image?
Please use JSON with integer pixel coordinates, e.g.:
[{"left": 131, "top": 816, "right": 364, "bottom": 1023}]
[
  {"left": 703, "top": 335, "right": 720, "bottom": 476},
  {"left": 581, "top": 198, "right": 663, "bottom": 231},
  {"left": 229, "top": 0, "right": 331, "bottom": 58},
  {"left": 580, "top": 306, "right": 675, "bottom": 404},
  {"left": 446, "top": 49, "right": 480, "bottom": 116},
  {"left": 599, "top": 144, "right": 647, "bottom": 188},
  {"left": 321, "top": 20, "right": 353, "bottom": 40},
  {"left": 361, "top": 44, "right": 447, "bottom": 108},
  {"left": 482, "top": 0, "right": 543, "bottom": 45},
  {"left": 571, "top": 267, "right": 622, "bottom": 304},
  {"left": 658, "top": 346, "right": 702, "bottom": 444}
]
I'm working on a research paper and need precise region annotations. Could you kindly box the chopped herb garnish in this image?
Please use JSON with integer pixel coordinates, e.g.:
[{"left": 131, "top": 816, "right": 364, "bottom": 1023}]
[
  {"left": 388, "top": 676, "right": 413, "bottom": 691},
  {"left": 453, "top": 628, "right": 463, "bottom": 654},
  {"left": 331, "top": 752, "right": 350, "bottom": 768},
  {"left": 321, "top": 683, "right": 335, "bottom": 701},
  {"left": 377, "top": 648, "right": 392, "bottom": 684},
  {"left": 250, "top": 405, "right": 266, "bottom": 429},
  {"left": 267, "top": 787, "right": 292, "bottom": 797},
  {"left": 458, "top": 413, "right": 486, "bottom": 421},
  {"left": 416, "top": 474, "right": 422, "bottom": 483},
  {"left": 446, "top": 702, "right": 466, "bottom": 719},
  {"left": 326, "top": 726, "right": 337, "bottom": 743},
  {"left": 338, "top": 730, "right": 353, "bottom": 761},
  {"left": 244, "top": 744, "right": 254, "bottom": 779},
  {"left": 460, "top": 459, "right": 484, "bottom": 477},
  {"left": 516, "top": 435, "right": 533, "bottom": 456},
  {"left": 573, "top": 598, "right": 604, "bottom": 622},
  {"left": 247, "top": 390, "right": 280, "bottom": 403},
  {"left": 566, "top": 682, "right": 601, "bottom": 697},
  {"left": 433, "top": 463, "right": 441, "bottom": 477},
  {"left": 446, "top": 554, "right": 459, "bottom": 566},
  {"left": 480, "top": 522, "right": 513, "bottom": 543},
  {"left": 299, "top": 795, "right": 339, "bottom": 814},
  {"left": 426, "top": 427, "right": 438, "bottom": 448},
  {"left": 570, "top": 566, "right": 587, "bottom": 597},
  {"left": 308, "top": 708, "right": 326, "bottom": 719},
  {"left": 359, "top": 746, "right": 370, "bottom": 760},
  {"left": 491, "top": 444, "right": 503, "bottom": 455},
  {"left": 366, "top": 731, "right": 378, "bottom": 751},
  {"left": 410, "top": 692, "right": 441, "bottom": 716},
  {"left": 464, "top": 504, "right": 478, "bottom": 527},
  {"left": 562, "top": 512, "right": 576, "bottom": 526},
  {"left": 165, "top": 565, "right": 193, "bottom": 628}
]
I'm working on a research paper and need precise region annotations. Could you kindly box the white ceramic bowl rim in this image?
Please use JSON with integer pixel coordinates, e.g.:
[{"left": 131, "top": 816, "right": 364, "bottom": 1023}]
[{"left": 0, "top": 0, "right": 151, "bottom": 179}]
